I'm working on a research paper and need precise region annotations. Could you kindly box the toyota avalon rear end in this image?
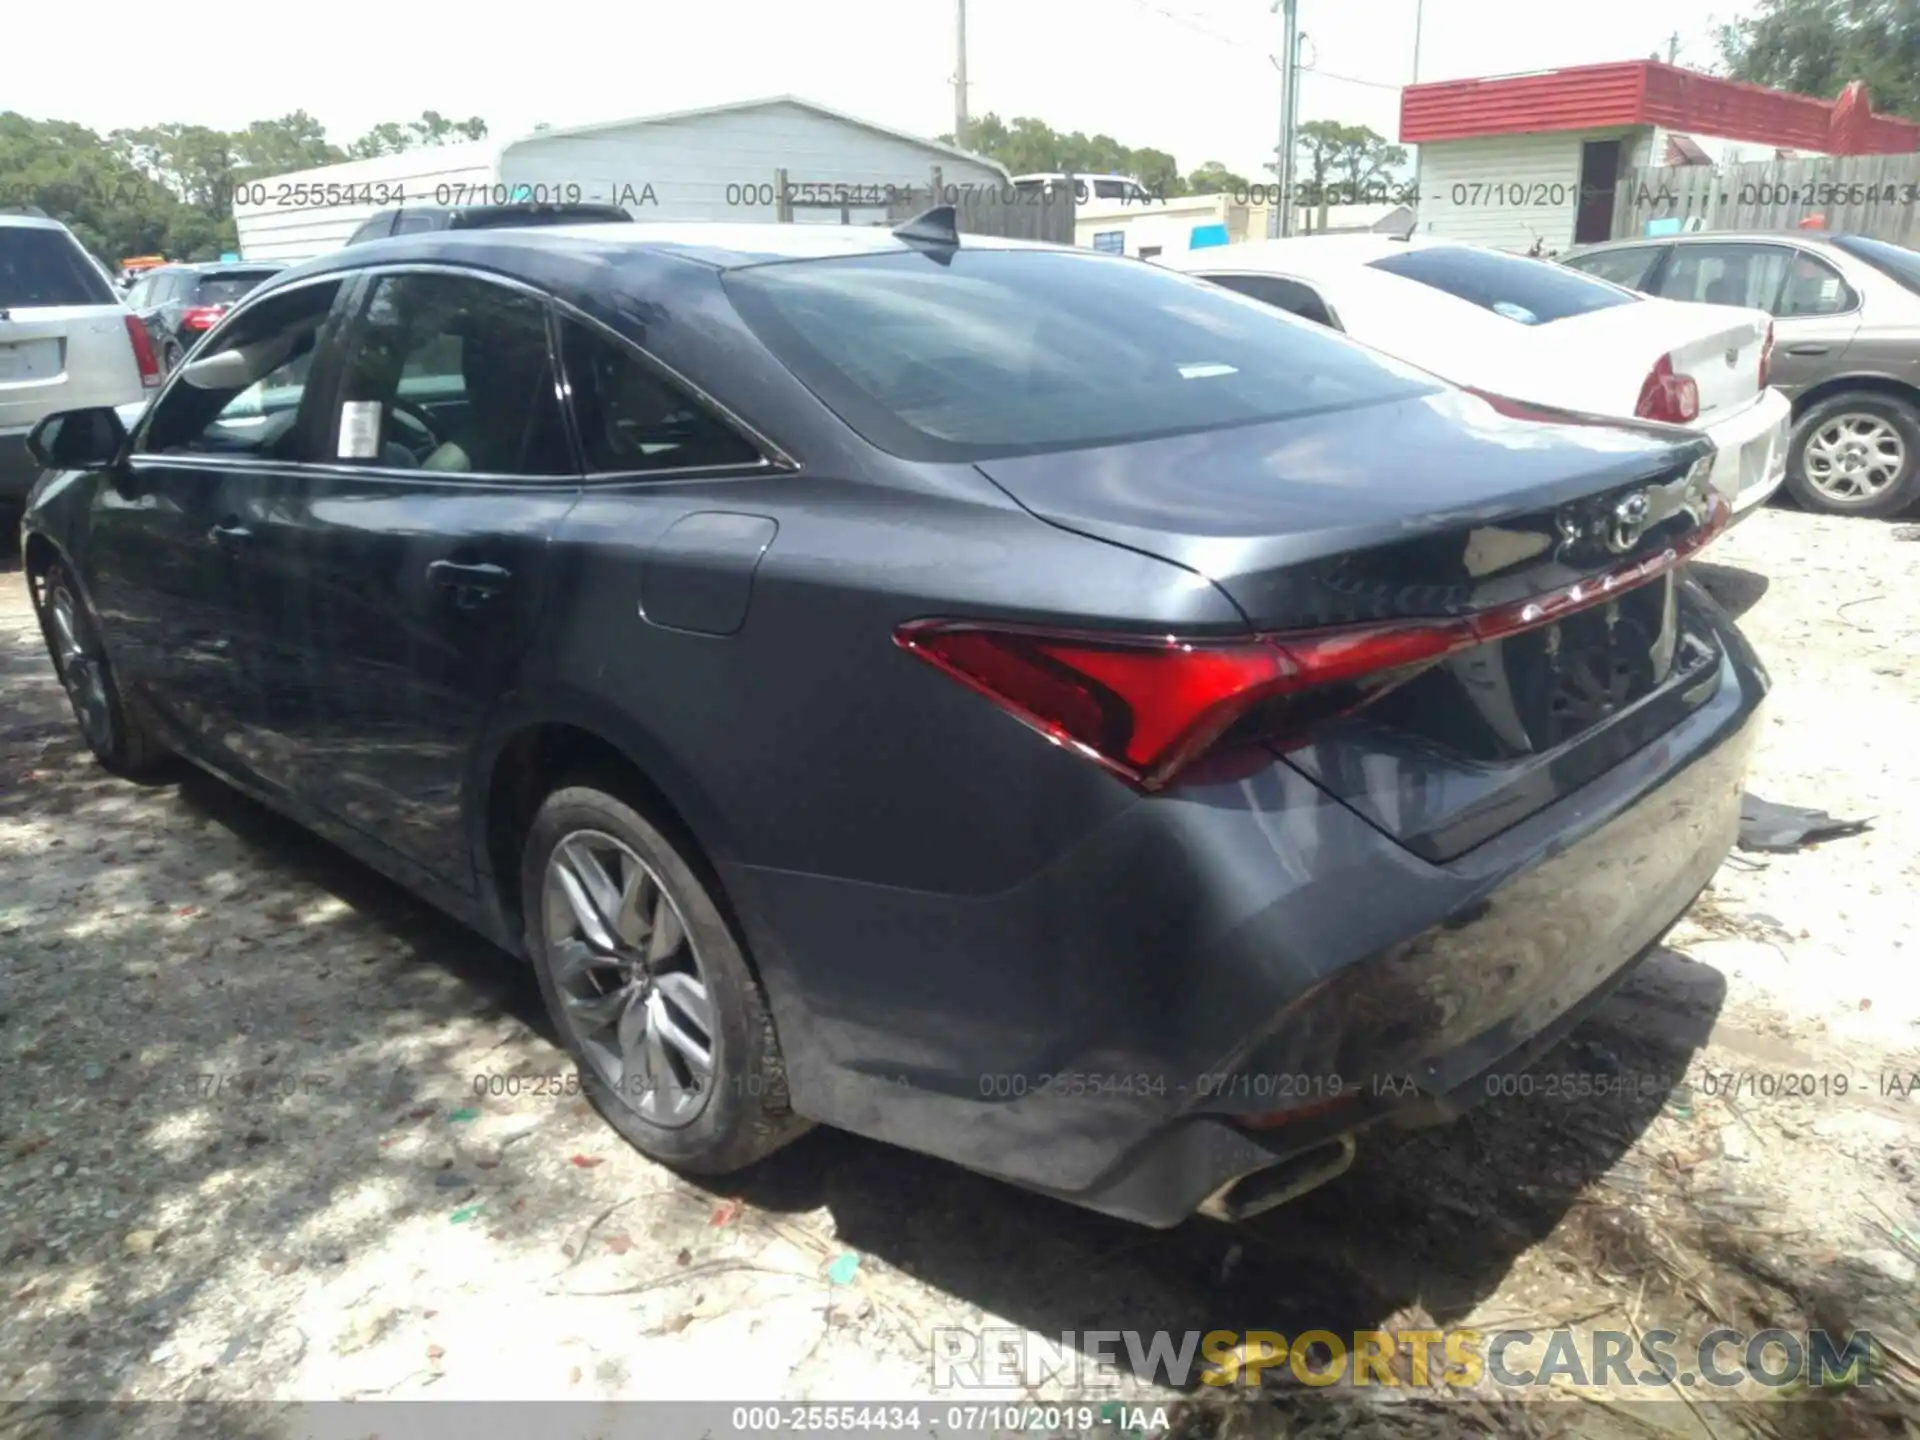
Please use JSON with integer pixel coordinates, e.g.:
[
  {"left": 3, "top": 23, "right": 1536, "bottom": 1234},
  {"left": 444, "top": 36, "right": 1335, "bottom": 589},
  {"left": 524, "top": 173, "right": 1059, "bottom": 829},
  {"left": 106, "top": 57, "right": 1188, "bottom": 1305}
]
[{"left": 703, "top": 243, "right": 1766, "bottom": 1225}]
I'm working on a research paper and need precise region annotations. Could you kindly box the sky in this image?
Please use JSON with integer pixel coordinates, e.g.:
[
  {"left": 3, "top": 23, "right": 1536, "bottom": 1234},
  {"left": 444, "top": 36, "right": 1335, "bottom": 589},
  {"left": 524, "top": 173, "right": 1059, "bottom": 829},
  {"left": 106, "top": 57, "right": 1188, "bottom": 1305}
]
[{"left": 12, "top": 0, "right": 1744, "bottom": 180}]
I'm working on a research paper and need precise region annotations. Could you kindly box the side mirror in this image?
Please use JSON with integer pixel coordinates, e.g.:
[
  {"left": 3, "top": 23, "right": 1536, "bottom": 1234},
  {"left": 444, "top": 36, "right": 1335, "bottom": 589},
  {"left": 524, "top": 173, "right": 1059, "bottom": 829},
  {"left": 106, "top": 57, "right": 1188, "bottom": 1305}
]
[{"left": 25, "top": 407, "right": 129, "bottom": 471}]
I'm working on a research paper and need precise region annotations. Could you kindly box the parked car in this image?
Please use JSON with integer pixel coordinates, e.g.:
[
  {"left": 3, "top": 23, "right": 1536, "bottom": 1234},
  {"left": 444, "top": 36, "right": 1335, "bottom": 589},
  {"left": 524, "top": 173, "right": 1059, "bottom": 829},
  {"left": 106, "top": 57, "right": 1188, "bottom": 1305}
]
[
  {"left": 2, "top": 212, "right": 161, "bottom": 519},
  {"left": 1158, "top": 235, "right": 1792, "bottom": 524},
  {"left": 1563, "top": 230, "right": 1920, "bottom": 518},
  {"left": 343, "top": 201, "right": 635, "bottom": 247},
  {"left": 1012, "top": 172, "right": 1161, "bottom": 206},
  {"left": 19, "top": 217, "right": 1765, "bottom": 1227},
  {"left": 124, "top": 261, "right": 287, "bottom": 374}
]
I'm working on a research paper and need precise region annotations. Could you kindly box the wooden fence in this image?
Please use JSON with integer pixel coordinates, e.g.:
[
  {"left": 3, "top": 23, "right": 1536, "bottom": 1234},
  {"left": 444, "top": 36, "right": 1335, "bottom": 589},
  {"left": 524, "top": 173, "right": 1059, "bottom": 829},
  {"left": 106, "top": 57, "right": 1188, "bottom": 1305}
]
[
  {"left": 885, "top": 167, "right": 1076, "bottom": 244},
  {"left": 1612, "top": 153, "right": 1920, "bottom": 246}
]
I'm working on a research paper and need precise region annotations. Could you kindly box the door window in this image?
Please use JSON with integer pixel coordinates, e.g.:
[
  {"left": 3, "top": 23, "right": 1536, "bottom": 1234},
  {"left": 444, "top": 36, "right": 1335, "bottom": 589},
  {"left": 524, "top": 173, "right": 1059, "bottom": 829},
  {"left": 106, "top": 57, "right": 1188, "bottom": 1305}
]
[
  {"left": 1564, "top": 246, "right": 1664, "bottom": 292},
  {"left": 1774, "top": 250, "right": 1856, "bottom": 317},
  {"left": 139, "top": 280, "right": 343, "bottom": 459},
  {"left": 331, "top": 272, "right": 570, "bottom": 475},
  {"left": 1202, "top": 273, "right": 1339, "bottom": 328},
  {"left": 560, "top": 319, "right": 762, "bottom": 473},
  {"left": 1656, "top": 244, "right": 1795, "bottom": 311}
]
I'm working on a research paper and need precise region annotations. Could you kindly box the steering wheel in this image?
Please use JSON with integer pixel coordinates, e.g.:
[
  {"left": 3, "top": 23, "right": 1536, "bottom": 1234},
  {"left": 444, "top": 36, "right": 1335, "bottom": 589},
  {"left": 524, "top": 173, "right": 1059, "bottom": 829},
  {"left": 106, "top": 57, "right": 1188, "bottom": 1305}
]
[{"left": 386, "top": 398, "right": 443, "bottom": 460}]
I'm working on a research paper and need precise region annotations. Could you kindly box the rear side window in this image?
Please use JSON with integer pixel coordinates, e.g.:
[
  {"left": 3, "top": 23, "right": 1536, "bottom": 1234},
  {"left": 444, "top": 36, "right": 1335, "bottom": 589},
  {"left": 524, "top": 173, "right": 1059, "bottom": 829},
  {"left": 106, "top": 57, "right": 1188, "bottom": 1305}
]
[
  {"left": 1828, "top": 234, "right": 1920, "bottom": 296},
  {"left": 1202, "top": 273, "right": 1338, "bottom": 328},
  {"left": 561, "top": 320, "right": 762, "bottom": 473},
  {"left": 1370, "top": 245, "right": 1638, "bottom": 325},
  {"left": 391, "top": 211, "right": 441, "bottom": 236},
  {"left": 723, "top": 250, "right": 1434, "bottom": 461},
  {"left": 194, "top": 271, "right": 277, "bottom": 306},
  {"left": 0, "top": 225, "right": 119, "bottom": 309}
]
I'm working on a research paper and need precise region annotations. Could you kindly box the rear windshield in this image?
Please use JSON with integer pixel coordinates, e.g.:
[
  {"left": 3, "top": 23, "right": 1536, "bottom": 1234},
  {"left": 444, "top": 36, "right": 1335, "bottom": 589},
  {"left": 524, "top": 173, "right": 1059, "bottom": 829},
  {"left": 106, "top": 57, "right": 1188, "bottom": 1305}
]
[
  {"left": 1369, "top": 245, "right": 1639, "bottom": 325},
  {"left": 0, "top": 224, "right": 119, "bottom": 309},
  {"left": 451, "top": 206, "right": 631, "bottom": 230},
  {"left": 722, "top": 249, "right": 1437, "bottom": 461},
  {"left": 193, "top": 272, "right": 277, "bottom": 305},
  {"left": 1829, "top": 234, "right": 1920, "bottom": 297}
]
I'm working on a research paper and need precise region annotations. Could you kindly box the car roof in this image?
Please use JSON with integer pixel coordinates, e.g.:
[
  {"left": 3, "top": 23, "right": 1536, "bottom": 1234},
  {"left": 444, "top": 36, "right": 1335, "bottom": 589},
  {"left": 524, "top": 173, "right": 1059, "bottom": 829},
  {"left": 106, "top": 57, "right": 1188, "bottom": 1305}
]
[
  {"left": 297, "top": 220, "right": 1067, "bottom": 276},
  {"left": 1157, "top": 231, "right": 1443, "bottom": 277},
  {"left": 1567, "top": 231, "right": 1851, "bottom": 254},
  {"left": 0, "top": 213, "right": 73, "bottom": 232}
]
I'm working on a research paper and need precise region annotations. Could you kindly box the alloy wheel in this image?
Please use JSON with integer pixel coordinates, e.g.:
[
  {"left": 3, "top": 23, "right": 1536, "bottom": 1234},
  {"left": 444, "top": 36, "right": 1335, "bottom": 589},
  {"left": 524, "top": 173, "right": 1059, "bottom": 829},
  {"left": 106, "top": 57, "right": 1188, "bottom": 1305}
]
[
  {"left": 1803, "top": 413, "right": 1906, "bottom": 501},
  {"left": 47, "top": 585, "right": 115, "bottom": 754},
  {"left": 542, "top": 829, "right": 716, "bottom": 1127}
]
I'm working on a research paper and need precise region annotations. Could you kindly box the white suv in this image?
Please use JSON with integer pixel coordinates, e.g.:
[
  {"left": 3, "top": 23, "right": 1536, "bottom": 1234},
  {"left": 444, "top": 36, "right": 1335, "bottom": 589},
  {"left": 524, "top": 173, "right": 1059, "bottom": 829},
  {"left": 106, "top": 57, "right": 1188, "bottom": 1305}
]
[{"left": 2, "top": 212, "right": 162, "bottom": 515}]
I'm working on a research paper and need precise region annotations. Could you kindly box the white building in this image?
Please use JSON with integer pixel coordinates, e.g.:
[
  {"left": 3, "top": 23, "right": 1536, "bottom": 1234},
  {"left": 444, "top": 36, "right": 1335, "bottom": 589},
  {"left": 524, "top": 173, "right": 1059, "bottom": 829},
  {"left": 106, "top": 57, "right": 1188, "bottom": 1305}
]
[
  {"left": 234, "top": 96, "right": 1009, "bottom": 263},
  {"left": 1400, "top": 60, "right": 1920, "bottom": 252}
]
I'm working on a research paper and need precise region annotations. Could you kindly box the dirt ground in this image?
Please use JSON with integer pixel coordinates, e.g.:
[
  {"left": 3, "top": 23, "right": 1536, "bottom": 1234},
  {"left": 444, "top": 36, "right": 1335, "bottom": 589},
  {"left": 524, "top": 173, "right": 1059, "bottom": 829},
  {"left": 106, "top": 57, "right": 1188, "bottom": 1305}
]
[{"left": 2, "top": 508, "right": 1917, "bottom": 1439}]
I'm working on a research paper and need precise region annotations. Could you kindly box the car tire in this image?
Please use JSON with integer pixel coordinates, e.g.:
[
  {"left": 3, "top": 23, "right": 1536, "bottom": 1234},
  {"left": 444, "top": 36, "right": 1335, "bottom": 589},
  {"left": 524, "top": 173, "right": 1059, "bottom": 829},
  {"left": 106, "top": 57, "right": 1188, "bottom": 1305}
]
[
  {"left": 520, "top": 783, "right": 809, "bottom": 1174},
  {"left": 161, "top": 340, "right": 184, "bottom": 373},
  {"left": 1786, "top": 391, "right": 1920, "bottom": 517},
  {"left": 37, "top": 563, "right": 167, "bottom": 777}
]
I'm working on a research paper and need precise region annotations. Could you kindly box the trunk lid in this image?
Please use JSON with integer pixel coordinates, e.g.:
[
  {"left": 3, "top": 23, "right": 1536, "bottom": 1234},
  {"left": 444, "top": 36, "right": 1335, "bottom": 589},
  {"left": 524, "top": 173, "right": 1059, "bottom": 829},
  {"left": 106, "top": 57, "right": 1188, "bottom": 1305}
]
[
  {"left": 976, "top": 386, "right": 1727, "bottom": 861},
  {"left": 1536, "top": 297, "right": 1768, "bottom": 420}
]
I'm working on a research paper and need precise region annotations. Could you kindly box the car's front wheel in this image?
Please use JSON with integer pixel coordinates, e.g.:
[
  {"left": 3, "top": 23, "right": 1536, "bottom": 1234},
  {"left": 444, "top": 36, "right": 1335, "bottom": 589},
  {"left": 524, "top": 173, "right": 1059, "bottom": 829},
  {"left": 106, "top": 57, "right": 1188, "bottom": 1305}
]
[
  {"left": 520, "top": 783, "right": 809, "bottom": 1173},
  {"left": 1786, "top": 392, "right": 1920, "bottom": 517},
  {"left": 36, "top": 564, "right": 166, "bottom": 777}
]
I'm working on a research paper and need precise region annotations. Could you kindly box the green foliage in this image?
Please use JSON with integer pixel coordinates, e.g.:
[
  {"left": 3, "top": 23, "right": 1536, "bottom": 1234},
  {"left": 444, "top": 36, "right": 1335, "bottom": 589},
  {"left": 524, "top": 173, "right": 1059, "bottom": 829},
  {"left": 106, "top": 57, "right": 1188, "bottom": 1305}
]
[
  {"left": 944, "top": 112, "right": 1405, "bottom": 203},
  {"left": 1718, "top": 0, "right": 1920, "bottom": 118},
  {"left": 2, "top": 108, "right": 490, "bottom": 266}
]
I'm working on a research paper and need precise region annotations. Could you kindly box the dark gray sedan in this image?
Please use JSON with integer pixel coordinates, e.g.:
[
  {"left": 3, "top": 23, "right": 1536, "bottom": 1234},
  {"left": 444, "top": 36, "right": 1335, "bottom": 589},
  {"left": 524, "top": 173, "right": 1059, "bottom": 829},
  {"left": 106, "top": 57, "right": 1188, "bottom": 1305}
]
[
  {"left": 1564, "top": 230, "right": 1920, "bottom": 517},
  {"left": 18, "top": 216, "right": 1765, "bottom": 1226}
]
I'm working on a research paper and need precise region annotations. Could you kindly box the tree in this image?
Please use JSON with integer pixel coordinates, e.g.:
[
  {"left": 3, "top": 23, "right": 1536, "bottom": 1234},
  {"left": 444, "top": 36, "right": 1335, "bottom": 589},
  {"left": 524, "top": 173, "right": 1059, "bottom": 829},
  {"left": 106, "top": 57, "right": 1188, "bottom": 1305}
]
[
  {"left": 1184, "top": 160, "right": 1251, "bottom": 195},
  {"left": 939, "top": 112, "right": 1191, "bottom": 196},
  {"left": 1719, "top": 0, "right": 1920, "bottom": 118},
  {"left": 349, "top": 110, "right": 489, "bottom": 158},
  {"left": 3, "top": 106, "right": 490, "bottom": 265}
]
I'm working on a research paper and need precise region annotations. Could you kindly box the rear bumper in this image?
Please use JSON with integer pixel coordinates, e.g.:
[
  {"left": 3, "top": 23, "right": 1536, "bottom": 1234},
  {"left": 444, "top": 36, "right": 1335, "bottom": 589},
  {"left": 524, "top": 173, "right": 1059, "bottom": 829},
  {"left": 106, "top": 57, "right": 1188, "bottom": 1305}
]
[
  {"left": 0, "top": 426, "right": 37, "bottom": 502},
  {"left": 1702, "top": 388, "right": 1791, "bottom": 518},
  {"left": 722, "top": 589, "right": 1767, "bottom": 1227}
]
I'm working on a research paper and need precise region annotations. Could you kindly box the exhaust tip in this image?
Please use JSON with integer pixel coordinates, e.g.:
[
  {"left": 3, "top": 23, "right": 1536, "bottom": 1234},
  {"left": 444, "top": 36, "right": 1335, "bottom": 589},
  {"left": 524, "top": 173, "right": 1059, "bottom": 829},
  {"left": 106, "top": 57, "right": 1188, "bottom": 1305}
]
[{"left": 1197, "top": 1132, "right": 1357, "bottom": 1223}]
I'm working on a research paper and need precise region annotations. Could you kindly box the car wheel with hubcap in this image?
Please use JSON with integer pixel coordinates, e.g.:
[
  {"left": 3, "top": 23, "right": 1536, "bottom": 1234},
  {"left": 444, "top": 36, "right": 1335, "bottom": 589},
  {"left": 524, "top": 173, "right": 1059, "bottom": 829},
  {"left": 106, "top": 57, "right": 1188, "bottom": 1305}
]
[
  {"left": 521, "top": 784, "right": 808, "bottom": 1173},
  {"left": 1786, "top": 392, "right": 1920, "bottom": 518},
  {"left": 37, "top": 564, "right": 166, "bottom": 777}
]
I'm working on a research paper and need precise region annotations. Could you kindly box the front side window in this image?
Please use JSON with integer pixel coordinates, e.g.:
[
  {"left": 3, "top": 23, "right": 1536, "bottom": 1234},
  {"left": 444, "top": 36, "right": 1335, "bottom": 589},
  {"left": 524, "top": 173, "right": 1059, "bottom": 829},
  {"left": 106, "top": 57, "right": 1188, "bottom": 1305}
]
[
  {"left": 1369, "top": 245, "right": 1639, "bottom": 325},
  {"left": 723, "top": 249, "right": 1436, "bottom": 462},
  {"left": 331, "top": 272, "right": 569, "bottom": 476},
  {"left": 561, "top": 320, "right": 761, "bottom": 474},
  {"left": 139, "top": 280, "right": 343, "bottom": 459},
  {"left": 1564, "top": 246, "right": 1665, "bottom": 293}
]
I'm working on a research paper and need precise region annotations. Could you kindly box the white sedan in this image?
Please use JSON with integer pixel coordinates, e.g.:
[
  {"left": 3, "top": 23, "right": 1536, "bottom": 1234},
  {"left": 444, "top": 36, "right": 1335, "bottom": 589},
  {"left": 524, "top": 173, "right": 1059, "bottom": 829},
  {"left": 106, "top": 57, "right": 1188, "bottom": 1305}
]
[{"left": 1157, "top": 235, "right": 1791, "bottom": 520}]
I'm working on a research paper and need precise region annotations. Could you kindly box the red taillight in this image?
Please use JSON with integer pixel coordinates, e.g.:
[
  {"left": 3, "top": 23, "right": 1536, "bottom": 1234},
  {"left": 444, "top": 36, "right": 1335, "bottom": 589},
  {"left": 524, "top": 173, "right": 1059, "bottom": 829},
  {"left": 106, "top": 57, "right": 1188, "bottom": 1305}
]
[
  {"left": 122, "top": 315, "right": 161, "bottom": 388},
  {"left": 1759, "top": 322, "right": 1775, "bottom": 389},
  {"left": 180, "top": 305, "right": 226, "bottom": 331},
  {"left": 1635, "top": 353, "right": 1699, "bottom": 424},
  {"left": 896, "top": 492, "right": 1729, "bottom": 791}
]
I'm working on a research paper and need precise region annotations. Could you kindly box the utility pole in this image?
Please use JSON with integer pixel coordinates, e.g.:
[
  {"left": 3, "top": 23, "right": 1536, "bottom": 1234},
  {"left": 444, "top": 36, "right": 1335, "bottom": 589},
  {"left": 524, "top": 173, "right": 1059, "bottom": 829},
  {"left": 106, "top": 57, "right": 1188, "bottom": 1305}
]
[
  {"left": 1269, "top": 0, "right": 1300, "bottom": 237},
  {"left": 1410, "top": 0, "right": 1425, "bottom": 231},
  {"left": 954, "top": 0, "right": 970, "bottom": 149},
  {"left": 1667, "top": 31, "right": 1679, "bottom": 64}
]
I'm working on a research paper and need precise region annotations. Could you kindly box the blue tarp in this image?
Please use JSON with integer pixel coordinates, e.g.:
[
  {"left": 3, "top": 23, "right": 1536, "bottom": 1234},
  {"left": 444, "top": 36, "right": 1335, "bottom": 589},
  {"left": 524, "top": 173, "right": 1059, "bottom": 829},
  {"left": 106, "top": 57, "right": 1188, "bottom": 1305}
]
[{"left": 1189, "top": 223, "right": 1230, "bottom": 249}]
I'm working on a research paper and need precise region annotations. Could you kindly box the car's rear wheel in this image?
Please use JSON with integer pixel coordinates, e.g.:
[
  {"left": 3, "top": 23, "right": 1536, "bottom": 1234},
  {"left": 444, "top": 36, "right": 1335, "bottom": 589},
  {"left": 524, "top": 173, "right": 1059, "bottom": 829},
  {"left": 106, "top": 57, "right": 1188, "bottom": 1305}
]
[
  {"left": 161, "top": 340, "right": 184, "bottom": 373},
  {"left": 37, "top": 564, "right": 166, "bottom": 777},
  {"left": 1786, "top": 392, "right": 1920, "bottom": 517},
  {"left": 520, "top": 783, "right": 808, "bottom": 1173}
]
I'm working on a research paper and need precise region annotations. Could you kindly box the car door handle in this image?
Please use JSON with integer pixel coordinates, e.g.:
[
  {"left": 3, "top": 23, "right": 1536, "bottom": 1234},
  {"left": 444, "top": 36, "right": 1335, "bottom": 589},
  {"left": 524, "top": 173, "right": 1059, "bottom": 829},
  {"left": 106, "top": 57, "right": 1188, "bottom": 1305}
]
[
  {"left": 1783, "top": 343, "right": 1830, "bottom": 356},
  {"left": 426, "top": 560, "right": 512, "bottom": 594},
  {"left": 207, "top": 520, "right": 252, "bottom": 549}
]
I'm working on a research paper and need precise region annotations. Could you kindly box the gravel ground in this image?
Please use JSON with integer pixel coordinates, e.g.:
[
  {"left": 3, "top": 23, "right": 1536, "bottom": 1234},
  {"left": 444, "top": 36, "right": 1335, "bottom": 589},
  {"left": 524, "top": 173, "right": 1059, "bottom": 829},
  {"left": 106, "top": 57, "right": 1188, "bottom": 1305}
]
[{"left": 2, "top": 508, "right": 1917, "bottom": 1438}]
